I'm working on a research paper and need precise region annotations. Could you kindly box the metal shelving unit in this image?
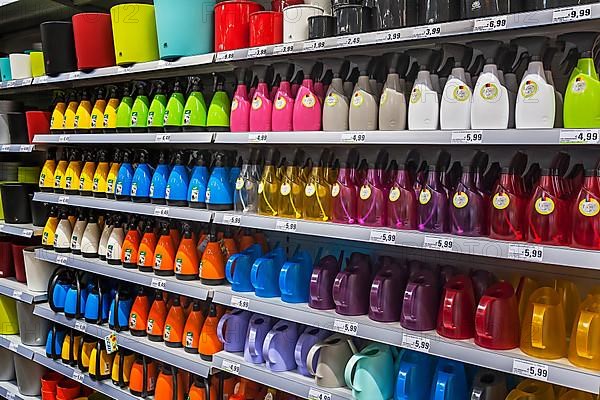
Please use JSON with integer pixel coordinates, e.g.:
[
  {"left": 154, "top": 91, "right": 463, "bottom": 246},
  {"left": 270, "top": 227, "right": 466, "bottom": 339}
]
[
  {"left": 32, "top": 132, "right": 214, "bottom": 145},
  {"left": 0, "top": 380, "right": 40, "bottom": 400},
  {"left": 213, "top": 351, "right": 354, "bottom": 400},
  {"left": 0, "top": 278, "right": 47, "bottom": 303},
  {"left": 33, "top": 303, "right": 211, "bottom": 378},
  {"left": 0, "top": 221, "right": 42, "bottom": 238}
]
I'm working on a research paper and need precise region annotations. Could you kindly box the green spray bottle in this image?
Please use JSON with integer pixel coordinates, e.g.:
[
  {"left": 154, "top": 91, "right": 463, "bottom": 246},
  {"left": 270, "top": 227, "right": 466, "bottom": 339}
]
[
  {"left": 147, "top": 80, "right": 168, "bottom": 133},
  {"left": 116, "top": 84, "right": 134, "bottom": 133},
  {"left": 560, "top": 32, "right": 600, "bottom": 128},
  {"left": 130, "top": 81, "right": 150, "bottom": 133},
  {"left": 164, "top": 78, "right": 186, "bottom": 132},
  {"left": 182, "top": 76, "right": 207, "bottom": 131},
  {"left": 207, "top": 74, "right": 231, "bottom": 132}
]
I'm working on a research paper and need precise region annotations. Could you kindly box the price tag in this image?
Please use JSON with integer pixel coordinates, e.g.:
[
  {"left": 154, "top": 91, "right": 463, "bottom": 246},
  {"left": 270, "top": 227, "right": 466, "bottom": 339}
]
[
  {"left": 21, "top": 78, "right": 32, "bottom": 86},
  {"left": 151, "top": 278, "right": 166, "bottom": 290},
  {"left": 473, "top": 15, "right": 508, "bottom": 32},
  {"left": 308, "top": 388, "right": 332, "bottom": 400},
  {"left": 74, "top": 321, "right": 87, "bottom": 332},
  {"left": 333, "top": 319, "right": 359, "bottom": 336},
  {"left": 272, "top": 44, "right": 295, "bottom": 56},
  {"left": 248, "top": 133, "right": 268, "bottom": 143},
  {"left": 22, "top": 229, "right": 33, "bottom": 238},
  {"left": 423, "top": 236, "right": 454, "bottom": 252},
  {"left": 58, "top": 135, "right": 70, "bottom": 143},
  {"left": 69, "top": 71, "right": 81, "bottom": 80},
  {"left": 451, "top": 130, "right": 483, "bottom": 144},
  {"left": 230, "top": 296, "right": 250, "bottom": 310},
  {"left": 6, "top": 80, "right": 15, "bottom": 88},
  {"left": 104, "top": 331, "right": 118, "bottom": 354},
  {"left": 303, "top": 40, "right": 327, "bottom": 51},
  {"left": 5, "top": 391, "right": 15, "bottom": 400},
  {"left": 158, "top": 60, "right": 174, "bottom": 68},
  {"left": 221, "top": 359, "right": 241, "bottom": 375},
  {"left": 402, "top": 333, "right": 431, "bottom": 353},
  {"left": 508, "top": 244, "right": 544, "bottom": 262},
  {"left": 559, "top": 129, "right": 599, "bottom": 144},
  {"left": 413, "top": 24, "right": 442, "bottom": 39},
  {"left": 72, "top": 371, "right": 85, "bottom": 383},
  {"left": 369, "top": 230, "right": 397, "bottom": 244},
  {"left": 337, "top": 35, "right": 361, "bottom": 46},
  {"left": 512, "top": 359, "right": 549, "bottom": 381},
  {"left": 155, "top": 133, "right": 171, "bottom": 143},
  {"left": 275, "top": 220, "right": 298, "bottom": 233},
  {"left": 58, "top": 196, "right": 69, "bottom": 204},
  {"left": 19, "top": 145, "right": 33, "bottom": 152},
  {"left": 341, "top": 132, "right": 367, "bottom": 143},
  {"left": 1, "top": 144, "right": 10, "bottom": 152},
  {"left": 216, "top": 51, "right": 235, "bottom": 62},
  {"left": 8, "top": 342, "right": 18, "bottom": 352},
  {"left": 247, "top": 47, "right": 268, "bottom": 58},
  {"left": 553, "top": 5, "right": 592, "bottom": 23},
  {"left": 36, "top": 76, "right": 49, "bottom": 84},
  {"left": 154, "top": 206, "right": 169, "bottom": 217},
  {"left": 56, "top": 255, "right": 68, "bottom": 265},
  {"left": 223, "top": 214, "right": 242, "bottom": 226},
  {"left": 377, "top": 29, "right": 403, "bottom": 43},
  {"left": 12, "top": 290, "right": 22, "bottom": 300}
]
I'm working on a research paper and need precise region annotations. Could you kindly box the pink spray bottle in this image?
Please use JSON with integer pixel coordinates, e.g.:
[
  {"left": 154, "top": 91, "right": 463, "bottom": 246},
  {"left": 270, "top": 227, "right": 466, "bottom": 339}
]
[
  {"left": 230, "top": 68, "right": 251, "bottom": 132},
  {"left": 331, "top": 148, "right": 360, "bottom": 224},
  {"left": 271, "top": 63, "right": 295, "bottom": 132},
  {"left": 387, "top": 150, "right": 420, "bottom": 230},
  {"left": 293, "top": 61, "right": 323, "bottom": 131},
  {"left": 249, "top": 65, "right": 274, "bottom": 132},
  {"left": 357, "top": 150, "right": 390, "bottom": 227}
]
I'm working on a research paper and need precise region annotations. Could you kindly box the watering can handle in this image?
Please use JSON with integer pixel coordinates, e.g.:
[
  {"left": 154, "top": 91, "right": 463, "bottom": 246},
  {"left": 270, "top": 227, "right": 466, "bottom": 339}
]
[
  {"left": 226, "top": 253, "right": 243, "bottom": 285},
  {"left": 279, "top": 262, "right": 297, "bottom": 297},
  {"left": 442, "top": 289, "right": 458, "bottom": 330},
  {"left": 402, "top": 282, "right": 418, "bottom": 322},
  {"left": 251, "top": 258, "right": 264, "bottom": 291},
  {"left": 434, "top": 371, "right": 452, "bottom": 400},
  {"left": 576, "top": 310, "right": 597, "bottom": 358},
  {"left": 306, "top": 342, "right": 326, "bottom": 377},
  {"left": 217, "top": 313, "right": 232, "bottom": 345},
  {"left": 262, "top": 329, "right": 279, "bottom": 366},
  {"left": 475, "top": 295, "right": 494, "bottom": 339},
  {"left": 248, "top": 326, "right": 260, "bottom": 357},
  {"left": 344, "top": 353, "right": 367, "bottom": 392},
  {"left": 395, "top": 362, "right": 414, "bottom": 399}
]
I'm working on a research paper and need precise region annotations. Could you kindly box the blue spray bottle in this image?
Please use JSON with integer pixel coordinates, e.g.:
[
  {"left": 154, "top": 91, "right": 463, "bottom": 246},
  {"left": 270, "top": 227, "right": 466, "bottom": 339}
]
[
  {"left": 188, "top": 150, "right": 211, "bottom": 209},
  {"left": 115, "top": 150, "right": 134, "bottom": 201},
  {"left": 131, "top": 149, "right": 154, "bottom": 203},
  {"left": 206, "top": 152, "right": 234, "bottom": 211},
  {"left": 166, "top": 150, "right": 190, "bottom": 207},
  {"left": 150, "top": 150, "right": 171, "bottom": 205}
]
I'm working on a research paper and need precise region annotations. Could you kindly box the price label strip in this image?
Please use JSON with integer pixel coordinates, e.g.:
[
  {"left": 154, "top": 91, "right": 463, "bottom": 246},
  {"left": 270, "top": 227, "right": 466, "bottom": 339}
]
[
  {"left": 72, "top": 371, "right": 85, "bottom": 383},
  {"left": 369, "top": 230, "right": 397, "bottom": 244},
  {"left": 507, "top": 244, "right": 544, "bottom": 262},
  {"left": 333, "top": 319, "right": 359, "bottom": 336},
  {"left": 337, "top": 35, "right": 361, "bottom": 46},
  {"left": 230, "top": 296, "right": 250, "bottom": 310},
  {"left": 58, "top": 135, "right": 70, "bottom": 143},
  {"left": 559, "top": 129, "right": 599, "bottom": 144},
  {"left": 154, "top": 206, "right": 170, "bottom": 217},
  {"left": 19, "top": 144, "right": 33, "bottom": 152},
  {"left": 74, "top": 321, "right": 87, "bottom": 332},
  {"left": 553, "top": 5, "right": 592, "bottom": 23},
  {"left": 151, "top": 278, "right": 167, "bottom": 290},
  {"left": 104, "top": 331, "right": 118, "bottom": 354},
  {"left": 221, "top": 359, "right": 241, "bottom": 375},
  {"left": 376, "top": 29, "right": 403, "bottom": 43},
  {"left": 223, "top": 214, "right": 242, "bottom": 226},
  {"left": 402, "top": 333, "right": 431, "bottom": 353},
  {"left": 8, "top": 342, "right": 18, "bottom": 353},
  {"left": 512, "top": 359, "right": 549, "bottom": 381},
  {"left": 303, "top": 40, "right": 327, "bottom": 52},
  {"left": 276, "top": 220, "right": 298, "bottom": 233},
  {"left": 308, "top": 388, "right": 332, "bottom": 400},
  {"left": 155, "top": 133, "right": 171, "bottom": 143},
  {"left": 58, "top": 196, "right": 69, "bottom": 204},
  {"left": 56, "top": 255, "right": 68, "bottom": 265},
  {"left": 22, "top": 229, "right": 33, "bottom": 238},
  {"left": 272, "top": 44, "right": 295, "bottom": 56},
  {"left": 413, "top": 24, "right": 442, "bottom": 39},
  {"left": 473, "top": 15, "right": 508, "bottom": 32},
  {"left": 12, "top": 290, "right": 22, "bottom": 300},
  {"left": 216, "top": 51, "right": 235, "bottom": 62},
  {"left": 0, "top": 144, "right": 10, "bottom": 152},
  {"left": 5, "top": 392, "right": 15, "bottom": 400},
  {"left": 423, "top": 236, "right": 454, "bottom": 252},
  {"left": 248, "top": 133, "right": 268, "bottom": 143},
  {"left": 451, "top": 130, "right": 483, "bottom": 144},
  {"left": 247, "top": 47, "right": 268, "bottom": 58},
  {"left": 341, "top": 132, "right": 367, "bottom": 143}
]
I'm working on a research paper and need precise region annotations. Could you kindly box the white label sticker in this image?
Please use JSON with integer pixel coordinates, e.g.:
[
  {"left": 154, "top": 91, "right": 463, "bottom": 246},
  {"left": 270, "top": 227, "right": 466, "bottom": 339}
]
[
  {"left": 553, "top": 5, "right": 592, "bottom": 23},
  {"left": 308, "top": 388, "right": 332, "bottom": 400},
  {"left": 512, "top": 359, "right": 549, "bottom": 381},
  {"left": 223, "top": 214, "right": 242, "bottom": 226},
  {"left": 276, "top": 220, "right": 298, "bottom": 233},
  {"left": 412, "top": 24, "right": 442, "bottom": 39},
  {"left": 75, "top": 321, "right": 87, "bottom": 332},
  {"left": 402, "top": 333, "right": 431, "bottom": 353},
  {"left": 341, "top": 132, "right": 367, "bottom": 143},
  {"left": 376, "top": 29, "right": 403, "bottom": 43},
  {"left": 155, "top": 133, "right": 171, "bottom": 143},
  {"left": 6, "top": 80, "right": 15, "bottom": 88},
  {"left": 12, "top": 290, "right": 22, "bottom": 300},
  {"left": 272, "top": 44, "right": 295, "bottom": 56},
  {"left": 369, "top": 230, "right": 397, "bottom": 244},
  {"left": 56, "top": 255, "right": 68, "bottom": 265},
  {"left": 559, "top": 129, "right": 599, "bottom": 144},
  {"left": 247, "top": 47, "right": 268, "bottom": 58},
  {"left": 248, "top": 133, "right": 268, "bottom": 143},
  {"left": 58, "top": 196, "right": 69, "bottom": 204},
  {"left": 221, "top": 359, "right": 241, "bottom": 375},
  {"left": 216, "top": 51, "right": 235, "bottom": 62},
  {"left": 451, "top": 130, "right": 483, "bottom": 144},
  {"left": 8, "top": 342, "right": 18, "bottom": 352},
  {"left": 69, "top": 71, "right": 81, "bottom": 80},
  {"left": 117, "top": 66, "right": 134, "bottom": 74},
  {"left": 19, "top": 145, "right": 33, "bottom": 152},
  {"left": 423, "top": 236, "right": 454, "bottom": 252},
  {"left": 473, "top": 15, "right": 508, "bottom": 32},
  {"left": 157, "top": 60, "right": 174, "bottom": 68},
  {"left": 154, "top": 206, "right": 169, "bottom": 217},
  {"left": 58, "top": 135, "right": 70, "bottom": 143},
  {"left": 0, "top": 145, "right": 10, "bottom": 152},
  {"left": 303, "top": 40, "right": 327, "bottom": 51},
  {"left": 151, "top": 278, "right": 166, "bottom": 290},
  {"left": 337, "top": 35, "right": 361, "bottom": 46},
  {"left": 22, "top": 229, "right": 33, "bottom": 237},
  {"left": 333, "top": 319, "right": 359, "bottom": 336},
  {"left": 72, "top": 371, "right": 85, "bottom": 383},
  {"left": 230, "top": 296, "right": 250, "bottom": 310},
  {"left": 507, "top": 244, "right": 544, "bottom": 262},
  {"left": 36, "top": 76, "right": 49, "bottom": 84}
]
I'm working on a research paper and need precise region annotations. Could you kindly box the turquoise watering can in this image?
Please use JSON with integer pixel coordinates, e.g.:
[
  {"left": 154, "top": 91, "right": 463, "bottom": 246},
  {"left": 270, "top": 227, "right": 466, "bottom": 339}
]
[
  {"left": 345, "top": 343, "right": 398, "bottom": 400},
  {"left": 430, "top": 359, "right": 468, "bottom": 400},
  {"left": 395, "top": 350, "right": 436, "bottom": 400}
]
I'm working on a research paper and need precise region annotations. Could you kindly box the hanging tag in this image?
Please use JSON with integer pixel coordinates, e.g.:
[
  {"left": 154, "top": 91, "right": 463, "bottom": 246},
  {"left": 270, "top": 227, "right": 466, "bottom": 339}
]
[{"left": 104, "top": 331, "right": 118, "bottom": 354}]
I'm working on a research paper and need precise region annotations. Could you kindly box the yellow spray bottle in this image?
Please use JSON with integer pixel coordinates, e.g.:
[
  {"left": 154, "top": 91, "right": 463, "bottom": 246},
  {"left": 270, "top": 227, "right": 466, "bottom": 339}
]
[
  {"left": 74, "top": 88, "right": 93, "bottom": 133},
  {"left": 302, "top": 149, "right": 333, "bottom": 222},
  {"left": 258, "top": 149, "right": 281, "bottom": 217},
  {"left": 39, "top": 148, "right": 56, "bottom": 192},
  {"left": 63, "top": 90, "right": 80, "bottom": 132},
  {"left": 50, "top": 91, "right": 67, "bottom": 133},
  {"left": 106, "top": 149, "right": 122, "bottom": 199},
  {"left": 53, "top": 149, "right": 69, "bottom": 193},
  {"left": 90, "top": 87, "right": 107, "bottom": 132},
  {"left": 103, "top": 85, "right": 120, "bottom": 133}
]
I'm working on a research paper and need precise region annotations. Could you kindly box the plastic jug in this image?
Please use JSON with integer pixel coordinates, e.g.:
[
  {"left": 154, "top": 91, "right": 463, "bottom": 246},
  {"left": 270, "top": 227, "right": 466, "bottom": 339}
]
[
  {"left": 505, "top": 380, "right": 555, "bottom": 400},
  {"left": 436, "top": 275, "right": 476, "bottom": 339},
  {"left": 395, "top": 351, "right": 435, "bottom": 400},
  {"left": 307, "top": 333, "right": 358, "bottom": 388},
  {"left": 401, "top": 269, "right": 440, "bottom": 331},
  {"left": 430, "top": 359, "right": 468, "bottom": 400},
  {"left": 251, "top": 247, "right": 286, "bottom": 298},
  {"left": 226, "top": 244, "right": 263, "bottom": 292},
  {"left": 475, "top": 282, "right": 520, "bottom": 350},
  {"left": 470, "top": 370, "right": 508, "bottom": 400},
  {"left": 369, "top": 264, "right": 408, "bottom": 322},
  {"left": 217, "top": 309, "right": 252, "bottom": 353},
  {"left": 332, "top": 255, "right": 372, "bottom": 316},
  {"left": 263, "top": 320, "right": 300, "bottom": 372},
  {"left": 345, "top": 343, "right": 396, "bottom": 400},
  {"left": 295, "top": 327, "right": 329, "bottom": 377},
  {"left": 279, "top": 249, "right": 313, "bottom": 303},
  {"left": 568, "top": 292, "right": 600, "bottom": 370},
  {"left": 244, "top": 314, "right": 274, "bottom": 364},
  {"left": 309, "top": 253, "right": 343, "bottom": 310}
]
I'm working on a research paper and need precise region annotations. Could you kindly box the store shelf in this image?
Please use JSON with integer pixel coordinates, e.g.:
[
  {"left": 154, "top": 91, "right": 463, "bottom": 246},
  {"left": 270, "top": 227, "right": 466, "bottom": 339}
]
[
  {"left": 34, "top": 248, "right": 210, "bottom": 302},
  {"left": 0, "top": 380, "right": 40, "bottom": 400},
  {"left": 0, "top": 144, "right": 36, "bottom": 153},
  {"left": 34, "top": 303, "right": 211, "bottom": 378},
  {"left": 213, "top": 351, "right": 353, "bottom": 400},
  {"left": 213, "top": 286, "right": 600, "bottom": 394},
  {"left": 0, "top": 221, "right": 42, "bottom": 238},
  {"left": 32, "top": 192, "right": 212, "bottom": 224},
  {"left": 0, "top": 278, "right": 47, "bottom": 304},
  {"left": 32, "top": 132, "right": 214, "bottom": 145},
  {"left": 0, "top": 335, "right": 36, "bottom": 360}
]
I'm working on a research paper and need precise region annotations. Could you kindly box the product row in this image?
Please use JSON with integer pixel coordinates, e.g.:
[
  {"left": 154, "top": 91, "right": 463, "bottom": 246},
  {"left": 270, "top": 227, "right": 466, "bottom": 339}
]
[
  {"left": 0, "top": 99, "right": 54, "bottom": 145},
  {"left": 0, "top": 161, "right": 42, "bottom": 223}
]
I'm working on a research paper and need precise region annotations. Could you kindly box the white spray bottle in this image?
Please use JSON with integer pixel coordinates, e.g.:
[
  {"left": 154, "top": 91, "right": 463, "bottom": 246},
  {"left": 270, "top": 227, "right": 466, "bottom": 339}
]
[
  {"left": 408, "top": 48, "right": 440, "bottom": 130},
  {"left": 440, "top": 44, "right": 473, "bottom": 130}
]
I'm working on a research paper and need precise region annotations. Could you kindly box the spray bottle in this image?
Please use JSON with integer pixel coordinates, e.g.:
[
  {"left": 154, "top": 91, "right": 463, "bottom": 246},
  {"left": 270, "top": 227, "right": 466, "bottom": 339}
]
[
  {"left": 166, "top": 151, "right": 190, "bottom": 207},
  {"left": 470, "top": 40, "right": 510, "bottom": 129},
  {"left": 357, "top": 150, "right": 389, "bottom": 227},
  {"left": 131, "top": 150, "right": 153, "bottom": 203},
  {"left": 234, "top": 149, "right": 263, "bottom": 214},
  {"left": 106, "top": 149, "right": 122, "bottom": 199},
  {"left": 543, "top": 45, "right": 563, "bottom": 128},
  {"left": 147, "top": 80, "right": 168, "bottom": 133},
  {"left": 79, "top": 150, "right": 96, "bottom": 196},
  {"left": 322, "top": 59, "right": 350, "bottom": 131},
  {"left": 250, "top": 65, "right": 274, "bottom": 132},
  {"left": 417, "top": 151, "right": 451, "bottom": 233},
  {"left": 103, "top": 86, "right": 120, "bottom": 133},
  {"left": 293, "top": 61, "right": 323, "bottom": 131},
  {"left": 175, "top": 223, "right": 199, "bottom": 280},
  {"left": 50, "top": 91, "right": 67, "bottom": 133},
  {"left": 130, "top": 82, "right": 150, "bottom": 132},
  {"left": 53, "top": 150, "right": 68, "bottom": 193},
  {"left": 230, "top": 69, "right": 251, "bottom": 132},
  {"left": 278, "top": 150, "right": 306, "bottom": 219},
  {"left": 206, "top": 74, "right": 231, "bottom": 132},
  {"left": 408, "top": 49, "right": 440, "bottom": 130},
  {"left": 115, "top": 150, "right": 134, "bottom": 201},
  {"left": 63, "top": 90, "right": 80, "bottom": 132},
  {"left": 258, "top": 149, "right": 281, "bottom": 217},
  {"left": 150, "top": 150, "right": 170, "bottom": 205},
  {"left": 74, "top": 89, "right": 93, "bottom": 133},
  {"left": 90, "top": 87, "right": 107, "bottom": 132},
  {"left": 188, "top": 151, "right": 210, "bottom": 209},
  {"left": 164, "top": 78, "right": 185, "bottom": 132},
  {"left": 138, "top": 220, "right": 158, "bottom": 272},
  {"left": 116, "top": 84, "right": 134, "bottom": 133},
  {"left": 63, "top": 149, "right": 83, "bottom": 195},
  {"left": 450, "top": 152, "right": 489, "bottom": 236},
  {"left": 387, "top": 151, "right": 420, "bottom": 230},
  {"left": 182, "top": 77, "right": 208, "bottom": 131},
  {"left": 40, "top": 149, "right": 56, "bottom": 192},
  {"left": 92, "top": 149, "right": 109, "bottom": 197},
  {"left": 272, "top": 63, "right": 295, "bottom": 131},
  {"left": 302, "top": 150, "right": 334, "bottom": 222},
  {"left": 348, "top": 56, "right": 379, "bottom": 131},
  {"left": 331, "top": 149, "right": 359, "bottom": 224},
  {"left": 440, "top": 44, "right": 473, "bottom": 130},
  {"left": 206, "top": 152, "right": 234, "bottom": 211},
  {"left": 380, "top": 53, "right": 409, "bottom": 131}
]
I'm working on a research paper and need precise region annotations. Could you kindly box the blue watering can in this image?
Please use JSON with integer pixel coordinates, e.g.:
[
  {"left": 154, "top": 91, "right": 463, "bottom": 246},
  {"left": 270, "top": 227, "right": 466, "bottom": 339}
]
[
  {"left": 226, "top": 244, "right": 263, "bottom": 292},
  {"left": 47, "top": 268, "right": 72, "bottom": 313},
  {"left": 251, "top": 247, "right": 286, "bottom": 298},
  {"left": 64, "top": 272, "right": 88, "bottom": 319},
  {"left": 279, "top": 247, "right": 315, "bottom": 303},
  {"left": 84, "top": 278, "right": 114, "bottom": 324},
  {"left": 109, "top": 287, "right": 133, "bottom": 332},
  {"left": 430, "top": 359, "right": 468, "bottom": 400},
  {"left": 45, "top": 324, "right": 66, "bottom": 359},
  {"left": 395, "top": 350, "right": 436, "bottom": 400}
]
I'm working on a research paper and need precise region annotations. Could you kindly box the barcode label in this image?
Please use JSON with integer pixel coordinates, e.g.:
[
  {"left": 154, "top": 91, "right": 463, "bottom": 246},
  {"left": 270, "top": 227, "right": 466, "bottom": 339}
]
[
  {"left": 222, "top": 359, "right": 241, "bottom": 375},
  {"left": 333, "top": 319, "right": 358, "bottom": 336},
  {"left": 402, "top": 333, "right": 431, "bottom": 353}
]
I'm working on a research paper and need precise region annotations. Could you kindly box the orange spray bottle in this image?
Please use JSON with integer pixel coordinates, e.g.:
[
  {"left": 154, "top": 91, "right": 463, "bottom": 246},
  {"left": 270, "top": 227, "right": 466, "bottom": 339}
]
[
  {"left": 154, "top": 222, "right": 176, "bottom": 276},
  {"left": 138, "top": 220, "right": 157, "bottom": 273},
  {"left": 121, "top": 217, "right": 141, "bottom": 269},
  {"left": 221, "top": 228, "right": 239, "bottom": 260},
  {"left": 200, "top": 225, "right": 226, "bottom": 285},
  {"left": 164, "top": 295, "right": 185, "bottom": 348},
  {"left": 198, "top": 303, "right": 223, "bottom": 361},
  {"left": 147, "top": 290, "right": 168, "bottom": 342},
  {"left": 183, "top": 300, "right": 206, "bottom": 354},
  {"left": 129, "top": 287, "right": 151, "bottom": 337},
  {"left": 175, "top": 223, "right": 200, "bottom": 281},
  {"left": 170, "top": 221, "right": 181, "bottom": 250}
]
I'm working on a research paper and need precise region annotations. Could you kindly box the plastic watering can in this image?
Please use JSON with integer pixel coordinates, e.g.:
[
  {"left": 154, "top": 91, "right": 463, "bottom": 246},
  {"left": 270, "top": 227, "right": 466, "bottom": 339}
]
[
  {"left": 251, "top": 246, "right": 286, "bottom": 298},
  {"left": 226, "top": 244, "right": 263, "bottom": 292},
  {"left": 64, "top": 273, "right": 88, "bottom": 319},
  {"left": 470, "top": 370, "right": 508, "bottom": 400},
  {"left": 46, "top": 324, "right": 66, "bottom": 359},
  {"left": 307, "top": 333, "right": 358, "bottom": 388},
  {"left": 48, "top": 267, "right": 72, "bottom": 312},
  {"left": 369, "top": 263, "right": 408, "bottom": 322},
  {"left": 430, "top": 359, "right": 468, "bottom": 400},
  {"left": 400, "top": 268, "right": 440, "bottom": 331},
  {"left": 505, "top": 380, "right": 555, "bottom": 400},
  {"left": 217, "top": 309, "right": 252, "bottom": 353},
  {"left": 295, "top": 327, "right": 329, "bottom": 376},
  {"left": 279, "top": 248, "right": 313, "bottom": 303},
  {"left": 263, "top": 320, "right": 301, "bottom": 372},
  {"left": 309, "top": 253, "right": 343, "bottom": 310},
  {"left": 395, "top": 350, "right": 435, "bottom": 400},
  {"left": 244, "top": 314, "right": 274, "bottom": 364},
  {"left": 84, "top": 278, "right": 113, "bottom": 324},
  {"left": 109, "top": 287, "right": 133, "bottom": 332},
  {"left": 332, "top": 254, "right": 372, "bottom": 316},
  {"left": 345, "top": 343, "right": 397, "bottom": 400}
]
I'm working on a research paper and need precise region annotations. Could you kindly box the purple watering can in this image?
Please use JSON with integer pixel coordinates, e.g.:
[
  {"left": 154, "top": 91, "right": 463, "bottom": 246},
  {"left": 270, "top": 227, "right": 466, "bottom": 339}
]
[
  {"left": 217, "top": 309, "right": 252, "bottom": 353},
  {"left": 262, "top": 320, "right": 300, "bottom": 372},
  {"left": 309, "top": 252, "right": 343, "bottom": 310},
  {"left": 295, "top": 327, "right": 329, "bottom": 377},
  {"left": 369, "top": 264, "right": 408, "bottom": 322},
  {"left": 244, "top": 314, "right": 274, "bottom": 364},
  {"left": 333, "top": 253, "right": 372, "bottom": 316},
  {"left": 400, "top": 268, "right": 440, "bottom": 331}
]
